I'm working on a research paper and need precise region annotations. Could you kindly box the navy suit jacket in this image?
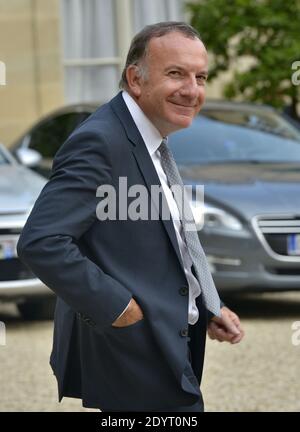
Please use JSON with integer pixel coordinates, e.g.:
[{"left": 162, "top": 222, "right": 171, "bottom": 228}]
[{"left": 17, "top": 92, "right": 210, "bottom": 411}]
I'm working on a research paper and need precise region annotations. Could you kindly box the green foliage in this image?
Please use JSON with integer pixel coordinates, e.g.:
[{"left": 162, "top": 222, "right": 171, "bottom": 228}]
[{"left": 187, "top": 0, "right": 300, "bottom": 117}]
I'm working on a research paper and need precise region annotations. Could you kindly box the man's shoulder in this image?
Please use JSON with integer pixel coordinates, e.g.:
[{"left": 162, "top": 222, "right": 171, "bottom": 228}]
[
  {"left": 73, "top": 92, "right": 125, "bottom": 136},
  {"left": 52, "top": 93, "right": 128, "bottom": 165}
]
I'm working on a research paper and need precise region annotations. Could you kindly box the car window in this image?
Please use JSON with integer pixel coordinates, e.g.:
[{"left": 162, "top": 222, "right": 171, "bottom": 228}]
[
  {"left": 27, "top": 112, "right": 91, "bottom": 158},
  {"left": 0, "top": 147, "right": 10, "bottom": 165},
  {"left": 18, "top": 112, "right": 92, "bottom": 177},
  {"left": 201, "top": 109, "right": 300, "bottom": 141},
  {"left": 169, "top": 109, "right": 300, "bottom": 165}
]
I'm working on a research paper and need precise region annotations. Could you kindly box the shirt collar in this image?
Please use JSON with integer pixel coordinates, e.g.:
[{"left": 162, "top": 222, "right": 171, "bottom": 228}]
[{"left": 122, "top": 90, "right": 167, "bottom": 156}]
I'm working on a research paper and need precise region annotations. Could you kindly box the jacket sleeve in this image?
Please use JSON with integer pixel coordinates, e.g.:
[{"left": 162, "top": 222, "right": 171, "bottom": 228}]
[
  {"left": 17, "top": 128, "right": 132, "bottom": 332},
  {"left": 207, "top": 299, "right": 226, "bottom": 322}
]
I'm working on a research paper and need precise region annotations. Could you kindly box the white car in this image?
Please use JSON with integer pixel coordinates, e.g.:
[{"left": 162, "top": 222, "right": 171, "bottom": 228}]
[{"left": 0, "top": 143, "right": 55, "bottom": 319}]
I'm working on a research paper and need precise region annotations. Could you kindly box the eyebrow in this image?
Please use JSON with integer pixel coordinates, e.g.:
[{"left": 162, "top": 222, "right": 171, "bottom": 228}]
[{"left": 165, "top": 65, "right": 209, "bottom": 76}]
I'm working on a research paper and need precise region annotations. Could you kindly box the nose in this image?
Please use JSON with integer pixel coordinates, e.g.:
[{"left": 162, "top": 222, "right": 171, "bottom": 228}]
[{"left": 179, "top": 76, "right": 200, "bottom": 99}]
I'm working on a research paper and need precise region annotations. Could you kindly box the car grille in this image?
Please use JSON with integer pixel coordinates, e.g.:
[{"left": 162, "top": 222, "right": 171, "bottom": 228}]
[{"left": 254, "top": 215, "right": 300, "bottom": 259}]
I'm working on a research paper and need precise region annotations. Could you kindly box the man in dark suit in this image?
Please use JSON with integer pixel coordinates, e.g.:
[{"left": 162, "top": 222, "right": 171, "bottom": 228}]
[{"left": 17, "top": 21, "right": 244, "bottom": 412}]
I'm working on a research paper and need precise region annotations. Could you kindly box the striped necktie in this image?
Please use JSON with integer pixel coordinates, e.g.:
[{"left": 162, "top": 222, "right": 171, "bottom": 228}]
[{"left": 159, "top": 138, "right": 221, "bottom": 317}]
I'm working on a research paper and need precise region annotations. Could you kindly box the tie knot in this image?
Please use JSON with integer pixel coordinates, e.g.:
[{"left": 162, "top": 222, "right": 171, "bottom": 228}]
[{"left": 159, "top": 137, "right": 170, "bottom": 156}]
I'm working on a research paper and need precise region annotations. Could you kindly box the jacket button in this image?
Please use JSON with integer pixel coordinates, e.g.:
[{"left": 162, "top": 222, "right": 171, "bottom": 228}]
[
  {"left": 85, "top": 318, "right": 95, "bottom": 326},
  {"left": 78, "top": 313, "right": 95, "bottom": 327},
  {"left": 179, "top": 286, "right": 188, "bottom": 296},
  {"left": 180, "top": 328, "right": 189, "bottom": 337}
]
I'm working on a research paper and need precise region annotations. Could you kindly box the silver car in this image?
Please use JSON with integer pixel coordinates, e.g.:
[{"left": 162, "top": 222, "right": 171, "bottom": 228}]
[{"left": 0, "top": 143, "right": 54, "bottom": 319}]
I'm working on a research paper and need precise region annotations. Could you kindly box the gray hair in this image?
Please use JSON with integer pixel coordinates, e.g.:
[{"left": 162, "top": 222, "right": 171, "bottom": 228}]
[{"left": 119, "top": 21, "right": 201, "bottom": 89}]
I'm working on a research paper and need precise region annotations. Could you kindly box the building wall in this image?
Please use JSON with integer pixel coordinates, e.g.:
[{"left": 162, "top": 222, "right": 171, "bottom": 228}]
[{"left": 0, "top": 0, "right": 64, "bottom": 147}]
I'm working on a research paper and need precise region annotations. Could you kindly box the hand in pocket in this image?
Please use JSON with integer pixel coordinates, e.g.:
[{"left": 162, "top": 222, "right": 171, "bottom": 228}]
[{"left": 112, "top": 298, "right": 144, "bottom": 328}]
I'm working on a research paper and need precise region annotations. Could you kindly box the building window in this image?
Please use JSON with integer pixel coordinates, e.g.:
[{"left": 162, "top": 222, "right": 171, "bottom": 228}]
[{"left": 60, "top": 0, "right": 183, "bottom": 103}]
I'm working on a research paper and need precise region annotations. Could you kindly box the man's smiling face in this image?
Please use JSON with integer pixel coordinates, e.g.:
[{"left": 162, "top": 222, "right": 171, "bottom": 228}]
[{"left": 127, "top": 31, "right": 208, "bottom": 137}]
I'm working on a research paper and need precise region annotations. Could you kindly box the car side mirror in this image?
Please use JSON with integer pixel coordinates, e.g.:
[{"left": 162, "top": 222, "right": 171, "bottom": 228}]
[{"left": 16, "top": 147, "right": 42, "bottom": 168}]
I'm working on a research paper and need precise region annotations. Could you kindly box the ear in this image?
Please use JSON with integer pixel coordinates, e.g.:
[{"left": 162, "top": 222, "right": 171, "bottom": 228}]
[{"left": 126, "top": 65, "right": 142, "bottom": 98}]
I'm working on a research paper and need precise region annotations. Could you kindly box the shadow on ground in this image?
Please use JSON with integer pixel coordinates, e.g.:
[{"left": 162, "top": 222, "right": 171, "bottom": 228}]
[
  {"left": 221, "top": 291, "right": 300, "bottom": 320},
  {"left": 0, "top": 303, "right": 53, "bottom": 329}
]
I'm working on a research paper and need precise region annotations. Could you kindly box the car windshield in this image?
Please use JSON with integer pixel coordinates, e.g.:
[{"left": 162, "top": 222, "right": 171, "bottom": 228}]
[{"left": 168, "top": 108, "right": 300, "bottom": 165}]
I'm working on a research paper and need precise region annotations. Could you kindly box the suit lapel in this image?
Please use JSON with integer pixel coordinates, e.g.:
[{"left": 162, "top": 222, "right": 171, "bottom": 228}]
[{"left": 110, "top": 92, "right": 184, "bottom": 270}]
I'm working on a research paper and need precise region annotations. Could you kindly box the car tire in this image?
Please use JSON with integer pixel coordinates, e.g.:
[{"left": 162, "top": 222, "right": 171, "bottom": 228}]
[{"left": 17, "top": 297, "right": 56, "bottom": 321}]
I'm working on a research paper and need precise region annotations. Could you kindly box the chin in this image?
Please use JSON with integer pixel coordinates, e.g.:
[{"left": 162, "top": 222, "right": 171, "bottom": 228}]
[
  {"left": 162, "top": 113, "right": 194, "bottom": 135},
  {"left": 174, "top": 116, "right": 193, "bottom": 129},
  {"left": 166, "top": 121, "right": 192, "bottom": 136}
]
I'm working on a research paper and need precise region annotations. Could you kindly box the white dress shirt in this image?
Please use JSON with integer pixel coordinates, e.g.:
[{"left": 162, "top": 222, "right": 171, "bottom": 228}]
[{"left": 116, "top": 91, "right": 201, "bottom": 325}]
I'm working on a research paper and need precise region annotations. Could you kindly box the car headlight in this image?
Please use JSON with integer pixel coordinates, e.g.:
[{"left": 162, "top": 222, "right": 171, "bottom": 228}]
[{"left": 190, "top": 202, "right": 243, "bottom": 232}]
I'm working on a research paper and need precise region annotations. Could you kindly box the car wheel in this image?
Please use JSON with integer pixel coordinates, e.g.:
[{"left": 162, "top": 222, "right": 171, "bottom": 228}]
[{"left": 17, "top": 297, "right": 56, "bottom": 321}]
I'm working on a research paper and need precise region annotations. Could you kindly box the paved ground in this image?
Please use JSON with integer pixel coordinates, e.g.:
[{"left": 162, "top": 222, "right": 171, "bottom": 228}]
[
  {"left": 0, "top": 292, "right": 299, "bottom": 412},
  {"left": 202, "top": 292, "right": 300, "bottom": 412}
]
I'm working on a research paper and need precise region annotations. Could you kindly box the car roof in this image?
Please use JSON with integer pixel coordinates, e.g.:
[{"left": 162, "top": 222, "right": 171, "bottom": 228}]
[
  {"left": 38, "top": 102, "right": 100, "bottom": 117},
  {"left": 11, "top": 98, "right": 278, "bottom": 148},
  {"left": 33, "top": 98, "right": 277, "bottom": 119},
  {"left": 202, "top": 99, "right": 276, "bottom": 112}
]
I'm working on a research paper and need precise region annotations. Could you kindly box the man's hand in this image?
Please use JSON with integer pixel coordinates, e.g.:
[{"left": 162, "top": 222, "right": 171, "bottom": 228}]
[
  {"left": 207, "top": 306, "right": 244, "bottom": 344},
  {"left": 112, "top": 298, "right": 144, "bottom": 328}
]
